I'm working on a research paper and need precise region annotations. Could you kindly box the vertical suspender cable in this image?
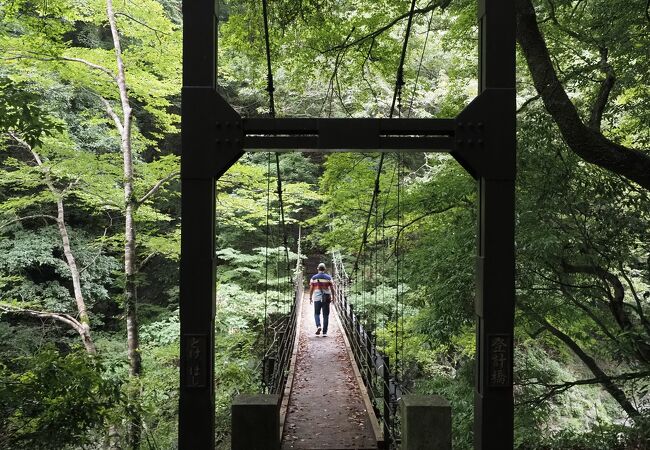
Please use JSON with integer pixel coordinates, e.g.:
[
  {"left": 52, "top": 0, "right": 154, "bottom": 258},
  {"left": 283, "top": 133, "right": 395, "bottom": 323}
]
[
  {"left": 275, "top": 155, "right": 292, "bottom": 304},
  {"left": 400, "top": 160, "right": 405, "bottom": 384},
  {"left": 352, "top": 0, "right": 418, "bottom": 274},
  {"left": 276, "top": 223, "right": 282, "bottom": 312},
  {"left": 263, "top": 152, "right": 272, "bottom": 392},
  {"left": 389, "top": 0, "right": 417, "bottom": 119},
  {"left": 395, "top": 154, "right": 402, "bottom": 382},
  {"left": 214, "top": 4, "right": 219, "bottom": 83},
  {"left": 374, "top": 191, "right": 379, "bottom": 334},
  {"left": 261, "top": 0, "right": 291, "bottom": 303}
]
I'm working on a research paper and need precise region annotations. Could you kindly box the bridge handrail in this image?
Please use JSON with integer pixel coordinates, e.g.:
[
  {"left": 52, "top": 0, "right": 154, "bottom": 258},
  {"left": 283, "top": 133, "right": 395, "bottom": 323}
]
[
  {"left": 332, "top": 251, "right": 405, "bottom": 449},
  {"left": 265, "top": 232, "right": 303, "bottom": 396}
]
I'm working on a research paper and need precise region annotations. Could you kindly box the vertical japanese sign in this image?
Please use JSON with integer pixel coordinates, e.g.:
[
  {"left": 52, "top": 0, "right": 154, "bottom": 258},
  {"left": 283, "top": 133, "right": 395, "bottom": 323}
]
[
  {"left": 488, "top": 334, "right": 511, "bottom": 387},
  {"left": 184, "top": 334, "right": 207, "bottom": 388}
]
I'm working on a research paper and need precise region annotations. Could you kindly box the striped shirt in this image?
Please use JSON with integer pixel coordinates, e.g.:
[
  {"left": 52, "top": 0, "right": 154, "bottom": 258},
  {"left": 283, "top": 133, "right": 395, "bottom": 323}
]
[{"left": 310, "top": 272, "right": 333, "bottom": 302}]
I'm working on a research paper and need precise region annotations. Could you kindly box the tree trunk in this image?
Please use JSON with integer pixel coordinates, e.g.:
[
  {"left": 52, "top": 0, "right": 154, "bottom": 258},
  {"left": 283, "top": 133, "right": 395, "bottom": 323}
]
[
  {"left": 514, "top": 0, "right": 650, "bottom": 190},
  {"left": 105, "top": 0, "right": 139, "bottom": 377},
  {"left": 56, "top": 196, "right": 97, "bottom": 355},
  {"left": 8, "top": 133, "right": 97, "bottom": 355},
  {"left": 105, "top": 1, "right": 141, "bottom": 448}
]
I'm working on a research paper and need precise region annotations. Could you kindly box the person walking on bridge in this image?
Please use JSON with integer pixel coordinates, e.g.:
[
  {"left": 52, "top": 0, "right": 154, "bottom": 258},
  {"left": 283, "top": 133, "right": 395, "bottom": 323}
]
[{"left": 309, "top": 262, "right": 336, "bottom": 336}]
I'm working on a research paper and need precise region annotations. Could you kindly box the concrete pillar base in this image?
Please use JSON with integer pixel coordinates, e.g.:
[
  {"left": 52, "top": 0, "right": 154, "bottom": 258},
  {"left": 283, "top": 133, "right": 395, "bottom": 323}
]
[
  {"left": 232, "top": 394, "right": 281, "bottom": 450},
  {"left": 400, "top": 395, "right": 451, "bottom": 450}
]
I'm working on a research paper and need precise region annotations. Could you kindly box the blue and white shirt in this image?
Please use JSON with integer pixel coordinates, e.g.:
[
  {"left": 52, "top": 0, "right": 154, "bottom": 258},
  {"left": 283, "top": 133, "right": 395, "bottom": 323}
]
[{"left": 310, "top": 272, "right": 333, "bottom": 302}]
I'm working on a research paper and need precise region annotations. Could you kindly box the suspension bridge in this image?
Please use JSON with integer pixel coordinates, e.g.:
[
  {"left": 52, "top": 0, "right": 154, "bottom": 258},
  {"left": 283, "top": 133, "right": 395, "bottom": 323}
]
[
  {"left": 278, "top": 256, "right": 382, "bottom": 450},
  {"left": 236, "top": 240, "right": 414, "bottom": 449},
  {"left": 180, "top": 0, "right": 515, "bottom": 448}
]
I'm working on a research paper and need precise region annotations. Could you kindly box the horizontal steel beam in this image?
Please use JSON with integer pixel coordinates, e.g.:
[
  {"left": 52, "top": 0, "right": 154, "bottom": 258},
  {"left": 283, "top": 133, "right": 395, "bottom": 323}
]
[
  {"left": 243, "top": 117, "right": 455, "bottom": 134},
  {"left": 239, "top": 117, "right": 455, "bottom": 152},
  {"left": 243, "top": 136, "right": 454, "bottom": 152}
]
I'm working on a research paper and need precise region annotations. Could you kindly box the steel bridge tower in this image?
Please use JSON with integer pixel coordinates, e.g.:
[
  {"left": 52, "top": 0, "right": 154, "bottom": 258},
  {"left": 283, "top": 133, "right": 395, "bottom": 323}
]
[{"left": 179, "top": 1, "right": 515, "bottom": 448}]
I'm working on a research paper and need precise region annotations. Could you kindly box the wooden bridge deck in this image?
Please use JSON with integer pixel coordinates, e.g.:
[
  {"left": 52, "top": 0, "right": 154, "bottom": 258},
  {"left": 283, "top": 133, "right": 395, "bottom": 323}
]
[{"left": 281, "top": 295, "right": 379, "bottom": 450}]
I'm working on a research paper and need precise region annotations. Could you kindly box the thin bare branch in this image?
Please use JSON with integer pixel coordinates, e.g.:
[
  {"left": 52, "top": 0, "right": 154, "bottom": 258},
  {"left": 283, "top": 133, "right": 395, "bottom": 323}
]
[
  {"left": 138, "top": 252, "right": 157, "bottom": 271},
  {"left": 137, "top": 171, "right": 180, "bottom": 205},
  {"left": 100, "top": 97, "right": 124, "bottom": 133},
  {"left": 114, "top": 12, "right": 170, "bottom": 35},
  {"left": 78, "top": 226, "right": 110, "bottom": 274},
  {"left": 519, "top": 303, "right": 641, "bottom": 418},
  {"left": 557, "top": 279, "right": 620, "bottom": 343},
  {"left": 517, "top": 93, "right": 542, "bottom": 113},
  {"left": 321, "top": 27, "right": 355, "bottom": 117},
  {"left": 618, "top": 264, "right": 650, "bottom": 337},
  {"left": 518, "top": 61, "right": 602, "bottom": 113},
  {"left": 61, "top": 56, "right": 118, "bottom": 81},
  {"left": 3, "top": 51, "right": 118, "bottom": 82},
  {"left": 0, "top": 214, "right": 58, "bottom": 229},
  {"left": 545, "top": 0, "right": 599, "bottom": 47},
  {"left": 516, "top": 370, "right": 650, "bottom": 406}
]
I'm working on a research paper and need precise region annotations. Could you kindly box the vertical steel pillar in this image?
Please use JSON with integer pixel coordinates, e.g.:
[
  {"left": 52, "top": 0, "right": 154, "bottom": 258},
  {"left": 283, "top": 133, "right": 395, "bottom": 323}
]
[
  {"left": 474, "top": 0, "right": 516, "bottom": 449},
  {"left": 180, "top": 0, "right": 217, "bottom": 448}
]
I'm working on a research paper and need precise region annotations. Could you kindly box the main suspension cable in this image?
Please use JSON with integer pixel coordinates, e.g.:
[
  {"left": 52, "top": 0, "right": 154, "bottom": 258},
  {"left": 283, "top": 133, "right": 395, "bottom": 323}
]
[
  {"left": 407, "top": 8, "right": 435, "bottom": 118},
  {"left": 389, "top": 0, "right": 418, "bottom": 119},
  {"left": 261, "top": 0, "right": 291, "bottom": 297},
  {"left": 353, "top": 153, "right": 384, "bottom": 273},
  {"left": 261, "top": 0, "right": 276, "bottom": 117}
]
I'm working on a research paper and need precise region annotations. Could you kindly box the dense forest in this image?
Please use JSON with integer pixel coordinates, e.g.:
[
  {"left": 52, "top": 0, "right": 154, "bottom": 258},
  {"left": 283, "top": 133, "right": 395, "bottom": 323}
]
[{"left": 1, "top": 0, "right": 649, "bottom": 449}]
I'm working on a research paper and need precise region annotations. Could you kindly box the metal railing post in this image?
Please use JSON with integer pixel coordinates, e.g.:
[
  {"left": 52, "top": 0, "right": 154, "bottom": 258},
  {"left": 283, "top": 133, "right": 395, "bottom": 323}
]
[
  {"left": 365, "top": 332, "right": 373, "bottom": 388},
  {"left": 383, "top": 356, "right": 391, "bottom": 449},
  {"left": 349, "top": 303, "right": 355, "bottom": 348}
]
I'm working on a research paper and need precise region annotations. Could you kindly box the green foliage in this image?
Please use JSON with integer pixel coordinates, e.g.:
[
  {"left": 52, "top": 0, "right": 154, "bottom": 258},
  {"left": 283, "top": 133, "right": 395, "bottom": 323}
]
[
  {"left": 0, "top": 226, "right": 119, "bottom": 316},
  {"left": 139, "top": 340, "right": 180, "bottom": 449},
  {"left": 141, "top": 309, "right": 179, "bottom": 346},
  {"left": 214, "top": 330, "right": 262, "bottom": 448},
  {"left": 0, "top": 347, "right": 122, "bottom": 449},
  {"left": 0, "top": 78, "right": 63, "bottom": 147},
  {"left": 516, "top": 417, "right": 650, "bottom": 450},
  {"left": 135, "top": 286, "right": 267, "bottom": 448}
]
